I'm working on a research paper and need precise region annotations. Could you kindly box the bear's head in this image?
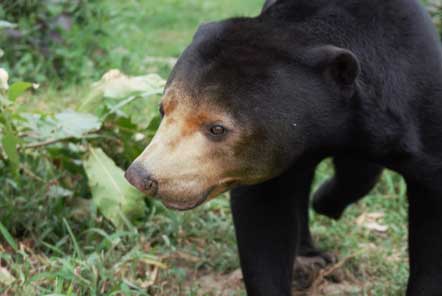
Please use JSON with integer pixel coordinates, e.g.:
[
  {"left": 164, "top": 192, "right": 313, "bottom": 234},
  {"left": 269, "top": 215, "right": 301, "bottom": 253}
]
[{"left": 125, "top": 18, "right": 360, "bottom": 210}]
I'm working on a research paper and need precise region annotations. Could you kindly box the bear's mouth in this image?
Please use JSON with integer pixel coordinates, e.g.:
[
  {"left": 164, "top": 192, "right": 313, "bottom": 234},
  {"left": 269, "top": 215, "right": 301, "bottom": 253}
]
[{"left": 160, "top": 180, "right": 239, "bottom": 211}]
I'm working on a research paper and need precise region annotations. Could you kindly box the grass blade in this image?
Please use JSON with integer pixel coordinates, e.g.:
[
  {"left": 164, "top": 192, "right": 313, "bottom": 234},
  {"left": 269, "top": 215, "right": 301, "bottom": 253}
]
[
  {"left": 0, "top": 221, "right": 17, "bottom": 251},
  {"left": 63, "top": 218, "right": 84, "bottom": 259}
]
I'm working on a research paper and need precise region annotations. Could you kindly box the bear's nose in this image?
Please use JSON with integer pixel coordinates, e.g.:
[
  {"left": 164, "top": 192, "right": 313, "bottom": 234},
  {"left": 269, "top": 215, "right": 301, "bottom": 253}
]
[{"left": 125, "top": 163, "right": 159, "bottom": 197}]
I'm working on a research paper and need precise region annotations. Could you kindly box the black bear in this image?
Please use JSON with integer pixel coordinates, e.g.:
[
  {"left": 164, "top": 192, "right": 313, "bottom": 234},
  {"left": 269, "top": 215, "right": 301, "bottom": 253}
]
[{"left": 125, "top": 0, "right": 442, "bottom": 295}]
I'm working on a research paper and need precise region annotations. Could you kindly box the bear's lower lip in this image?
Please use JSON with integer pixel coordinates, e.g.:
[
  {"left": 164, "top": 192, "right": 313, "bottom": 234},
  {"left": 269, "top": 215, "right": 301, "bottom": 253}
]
[
  {"left": 159, "top": 180, "right": 238, "bottom": 211},
  {"left": 161, "top": 197, "right": 208, "bottom": 211},
  {"left": 160, "top": 189, "right": 213, "bottom": 211}
]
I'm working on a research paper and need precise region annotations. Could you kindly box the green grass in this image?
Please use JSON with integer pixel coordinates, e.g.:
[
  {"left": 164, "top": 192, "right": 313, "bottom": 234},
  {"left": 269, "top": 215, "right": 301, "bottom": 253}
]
[
  {"left": 81, "top": 0, "right": 262, "bottom": 81},
  {"left": 0, "top": 0, "right": 412, "bottom": 295}
]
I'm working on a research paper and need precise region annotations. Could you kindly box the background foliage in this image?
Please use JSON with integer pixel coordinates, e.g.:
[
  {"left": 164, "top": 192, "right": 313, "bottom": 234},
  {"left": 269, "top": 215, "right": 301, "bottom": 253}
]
[
  {"left": 0, "top": 0, "right": 441, "bottom": 295},
  {"left": 0, "top": 1, "right": 110, "bottom": 84}
]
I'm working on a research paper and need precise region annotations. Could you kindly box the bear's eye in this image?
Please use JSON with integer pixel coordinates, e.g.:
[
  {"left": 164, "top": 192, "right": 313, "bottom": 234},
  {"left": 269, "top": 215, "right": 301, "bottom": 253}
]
[{"left": 209, "top": 125, "right": 226, "bottom": 136}]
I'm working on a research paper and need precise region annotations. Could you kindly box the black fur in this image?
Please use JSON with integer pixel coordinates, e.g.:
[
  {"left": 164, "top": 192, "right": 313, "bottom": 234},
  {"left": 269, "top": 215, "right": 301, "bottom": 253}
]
[{"left": 168, "top": 0, "right": 442, "bottom": 295}]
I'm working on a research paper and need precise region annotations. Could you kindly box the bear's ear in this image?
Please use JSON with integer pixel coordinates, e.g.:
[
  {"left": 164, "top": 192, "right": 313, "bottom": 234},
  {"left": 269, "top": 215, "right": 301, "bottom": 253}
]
[{"left": 306, "top": 45, "right": 360, "bottom": 98}]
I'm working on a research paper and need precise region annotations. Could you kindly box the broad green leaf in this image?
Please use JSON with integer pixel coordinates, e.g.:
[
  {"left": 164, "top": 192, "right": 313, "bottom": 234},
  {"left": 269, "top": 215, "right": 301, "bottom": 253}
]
[
  {"left": 84, "top": 147, "right": 145, "bottom": 227},
  {"left": 21, "top": 111, "right": 101, "bottom": 143},
  {"left": 1, "top": 129, "right": 19, "bottom": 173},
  {"left": 95, "top": 70, "right": 165, "bottom": 99},
  {"left": 54, "top": 111, "right": 101, "bottom": 138},
  {"left": 79, "top": 69, "right": 165, "bottom": 112},
  {"left": 7, "top": 82, "right": 33, "bottom": 101}
]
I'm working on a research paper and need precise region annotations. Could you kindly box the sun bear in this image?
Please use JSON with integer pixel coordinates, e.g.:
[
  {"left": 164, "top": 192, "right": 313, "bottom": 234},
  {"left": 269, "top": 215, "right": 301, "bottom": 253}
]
[{"left": 126, "top": 0, "right": 442, "bottom": 295}]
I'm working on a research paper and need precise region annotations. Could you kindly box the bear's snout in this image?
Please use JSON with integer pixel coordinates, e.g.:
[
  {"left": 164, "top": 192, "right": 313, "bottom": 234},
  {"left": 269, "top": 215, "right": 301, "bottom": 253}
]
[{"left": 125, "top": 163, "right": 158, "bottom": 197}]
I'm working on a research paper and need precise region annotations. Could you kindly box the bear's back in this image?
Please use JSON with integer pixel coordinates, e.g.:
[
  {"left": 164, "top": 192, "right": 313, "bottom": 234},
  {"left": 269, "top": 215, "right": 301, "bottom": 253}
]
[{"left": 263, "top": 0, "right": 439, "bottom": 49}]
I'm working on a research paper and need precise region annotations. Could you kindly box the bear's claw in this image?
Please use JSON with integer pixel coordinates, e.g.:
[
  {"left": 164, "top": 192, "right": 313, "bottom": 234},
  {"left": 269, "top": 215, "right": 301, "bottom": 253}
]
[{"left": 293, "top": 252, "right": 338, "bottom": 290}]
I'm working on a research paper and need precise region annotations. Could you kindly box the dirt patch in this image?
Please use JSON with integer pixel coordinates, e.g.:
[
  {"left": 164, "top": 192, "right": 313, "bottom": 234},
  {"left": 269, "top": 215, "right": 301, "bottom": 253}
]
[{"left": 155, "top": 252, "right": 366, "bottom": 296}]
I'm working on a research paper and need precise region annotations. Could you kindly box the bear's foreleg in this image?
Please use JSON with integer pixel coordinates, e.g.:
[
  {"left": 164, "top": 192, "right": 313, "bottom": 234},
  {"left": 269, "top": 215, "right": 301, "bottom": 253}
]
[
  {"left": 313, "top": 156, "right": 383, "bottom": 219},
  {"left": 230, "top": 168, "right": 314, "bottom": 296}
]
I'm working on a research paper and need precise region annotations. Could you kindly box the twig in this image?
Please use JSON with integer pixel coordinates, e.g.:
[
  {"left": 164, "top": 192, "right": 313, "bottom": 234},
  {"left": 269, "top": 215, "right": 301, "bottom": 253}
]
[
  {"left": 21, "top": 133, "right": 105, "bottom": 149},
  {"left": 142, "top": 266, "right": 159, "bottom": 289},
  {"left": 21, "top": 166, "right": 44, "bottom": 182},
  {"left": 23, "top": 137, "right": 73, "bottom": 149},
  {"left": 309, "top": 251, "right": 364, "bottom": 295}
]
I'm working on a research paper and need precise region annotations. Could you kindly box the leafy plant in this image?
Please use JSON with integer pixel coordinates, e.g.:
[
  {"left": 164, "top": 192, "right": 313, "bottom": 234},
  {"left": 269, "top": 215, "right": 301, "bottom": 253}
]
[
  {"left": 0, "top": 68, "right": 165, "bottom": 233},
  {"left": 0, "top": 75, "right": 33, "bottom": 175}
]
